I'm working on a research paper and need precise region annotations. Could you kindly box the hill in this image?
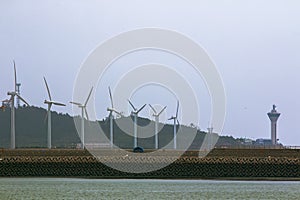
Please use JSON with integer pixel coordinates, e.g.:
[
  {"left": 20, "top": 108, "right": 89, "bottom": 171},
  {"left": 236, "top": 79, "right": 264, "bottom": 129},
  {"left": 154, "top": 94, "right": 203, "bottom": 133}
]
[{"left": 0, "top": 106, "right": 241, "bottom": 149}]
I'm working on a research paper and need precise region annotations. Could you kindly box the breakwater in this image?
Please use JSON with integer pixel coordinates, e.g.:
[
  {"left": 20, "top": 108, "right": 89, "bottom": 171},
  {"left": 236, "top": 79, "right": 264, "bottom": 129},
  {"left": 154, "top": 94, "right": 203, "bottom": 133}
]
[{"left": 0, "top": 149, "right": 299, "bottom": 179}]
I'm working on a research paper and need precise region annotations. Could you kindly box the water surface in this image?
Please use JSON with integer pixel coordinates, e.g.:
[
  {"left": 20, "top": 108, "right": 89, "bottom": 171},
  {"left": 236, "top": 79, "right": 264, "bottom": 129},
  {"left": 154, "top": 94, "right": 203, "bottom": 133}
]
[{"left": 0, "top": 178, "right": 299, "bottom": 199}]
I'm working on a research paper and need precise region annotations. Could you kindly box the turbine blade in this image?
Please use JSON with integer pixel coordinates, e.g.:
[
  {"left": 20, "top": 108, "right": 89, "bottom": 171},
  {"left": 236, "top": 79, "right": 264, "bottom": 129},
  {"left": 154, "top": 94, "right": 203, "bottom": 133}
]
[
  {"left": 16, "top": 94, "right": 29, "bottom": 106},
  {"left": 113, "top": 110, "right": 122, "bottom": 116},
  {"left": 108, "top": 86, "right": 114, "bottom": 108},
  {"left": 114, "top": 110, "right": 124, "bottom": 117},
  {"left": 70, "top": 101, "right": 81, "bottom": 106},
  {"left": 13, "top": 60, "right": 17, "bottom": 92},
  {"left": 148, "top": 104, "right": 157, "bottom": 114},
  {"left": 43, "top": 77, "right": 52, "bottom": 101},
  {"left": 128, "top": 99, "right": 136, "bottom": 111},
  {"left": 158, "top": 106, "right": 167, "bottom": 116},
  {"left": 84, "top": 87, "right": 93, "bottom": 106},
  {"left": 168, "top": 117, "right": 173, "bottom": 120},
  {"left": 44, "top": 112, "right": 48, "bottom": 124},
  {"left": 177, "top": 119, "right": 180, "bottom": 127},
  {"left": 176, "top": 100, "right": 179, "bottom": 118},
  {"left": 52, "top": 102, "right": 66, "bottom": 106},
  {"left": 84, "top": 108, "right": 89, "bottom": 121},
  {"left": 136, "top": 104, "right": 146, "bottom": 114}
]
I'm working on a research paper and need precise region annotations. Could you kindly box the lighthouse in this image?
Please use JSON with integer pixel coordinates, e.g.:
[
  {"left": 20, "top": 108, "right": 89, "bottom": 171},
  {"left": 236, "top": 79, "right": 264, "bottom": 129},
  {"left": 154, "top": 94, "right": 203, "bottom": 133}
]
[{"left": 267, "top": 105, "right": 280, "bottom": 145}]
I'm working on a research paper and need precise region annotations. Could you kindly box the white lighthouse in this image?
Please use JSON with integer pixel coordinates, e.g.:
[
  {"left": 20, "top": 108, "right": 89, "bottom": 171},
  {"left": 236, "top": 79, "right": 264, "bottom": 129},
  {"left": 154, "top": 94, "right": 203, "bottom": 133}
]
[{"left": 267, "top": 105, "right": 280, "bottom": 145}]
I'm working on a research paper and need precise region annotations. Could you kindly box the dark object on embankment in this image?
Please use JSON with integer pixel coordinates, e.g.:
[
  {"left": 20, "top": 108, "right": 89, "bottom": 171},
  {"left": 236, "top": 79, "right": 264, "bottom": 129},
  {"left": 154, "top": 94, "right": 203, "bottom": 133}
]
[
  {"left": 0, "top": 148, "right": 299, "bottom": 179},
  {"left": 133, "top": 147, "right": 144, "bottom": 153}
]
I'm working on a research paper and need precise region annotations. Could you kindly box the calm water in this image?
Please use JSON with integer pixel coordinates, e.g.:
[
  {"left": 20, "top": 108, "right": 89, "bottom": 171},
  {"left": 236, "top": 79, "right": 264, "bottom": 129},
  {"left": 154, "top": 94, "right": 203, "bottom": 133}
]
[{"left": 0, "top": 178, "right": 299, "bottom": 199}]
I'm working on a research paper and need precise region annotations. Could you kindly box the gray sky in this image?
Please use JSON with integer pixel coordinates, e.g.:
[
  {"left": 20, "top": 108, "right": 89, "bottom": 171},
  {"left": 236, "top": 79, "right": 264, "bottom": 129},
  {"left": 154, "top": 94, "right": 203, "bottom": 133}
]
[{"left": 0, "top": 1, "right": 300, "bottom": 145}]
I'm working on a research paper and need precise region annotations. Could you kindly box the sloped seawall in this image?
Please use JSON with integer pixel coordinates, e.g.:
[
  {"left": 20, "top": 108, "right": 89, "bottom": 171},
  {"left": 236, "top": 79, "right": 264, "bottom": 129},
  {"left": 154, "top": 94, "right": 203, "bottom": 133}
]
[{"left": 0, "top": 149, "right": 299, "bottom": 179}]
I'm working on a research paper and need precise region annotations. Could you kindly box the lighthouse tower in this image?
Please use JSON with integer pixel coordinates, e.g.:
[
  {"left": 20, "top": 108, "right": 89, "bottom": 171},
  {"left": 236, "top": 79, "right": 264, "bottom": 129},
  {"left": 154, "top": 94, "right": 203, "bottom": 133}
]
[{"left": 267, "top": 105, "right": 280, "bottom": 145}]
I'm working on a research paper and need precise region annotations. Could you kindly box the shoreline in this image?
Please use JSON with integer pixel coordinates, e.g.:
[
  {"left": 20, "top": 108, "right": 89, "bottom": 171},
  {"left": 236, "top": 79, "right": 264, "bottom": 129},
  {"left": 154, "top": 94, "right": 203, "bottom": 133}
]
[
  {"left": 1, "top": 148, "right": 299, "bottom": 179},
  {"left": 1, "top": 176, "right": 300, "bottom": 181}
]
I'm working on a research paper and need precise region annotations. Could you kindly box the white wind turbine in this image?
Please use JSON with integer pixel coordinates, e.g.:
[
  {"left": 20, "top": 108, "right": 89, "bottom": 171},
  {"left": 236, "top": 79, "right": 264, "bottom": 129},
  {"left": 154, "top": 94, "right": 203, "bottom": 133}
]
[
  {"left": 43, "top": 77, "right": 66, "bottom": 149},
  {"left": 107, "top": 86, "right": 123, "bottom": 148},
  {"left": 0, "top": 99, "right": 9, "bottom": 111},
  {"left": 128, "top": 100, "right": 146, "bottom": 148},
  {"left": 7, "top": 61, "right": 30, "bottom": 149},
  {"left": 70, "top": 87, "right": 93, "bottom": 149},
  {"left": 168, "top": 100, "right": 180, "bottom": 150},
  {"left": 149, "top": 104, "right": 167, "bottom": 149}
]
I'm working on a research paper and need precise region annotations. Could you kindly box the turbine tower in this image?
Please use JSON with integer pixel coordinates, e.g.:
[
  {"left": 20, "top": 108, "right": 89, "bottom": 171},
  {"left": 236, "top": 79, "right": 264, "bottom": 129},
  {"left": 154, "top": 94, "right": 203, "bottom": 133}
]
[
  {"left": 149, "top": 104, "right": 167, "bottom": 149},
  {"left": 43, "top": 77, "right": 66, "bottom": 149},
  {"left": 168, "top": 101, "right": 179, "bottom": 150},
  {"left": 267, "top": 104, "right": 280, "bottom": 145},
  {"left": 128, "top": 100, "right": 146, "bottom": 148},
  {"left": 70, "top": 87, "right": 93, "bottom": 149},
  {"left": 107, "top": 87, "right": 123, "bottom": 148},
  {"left": 7, "top": 60, "right": 30, "bottom": 149},
  {"left": 207, "top": 126, "right": 213, "bottom": 150},
  {"left": 16, "top": 83, "right": 21, "bottom": 108}
]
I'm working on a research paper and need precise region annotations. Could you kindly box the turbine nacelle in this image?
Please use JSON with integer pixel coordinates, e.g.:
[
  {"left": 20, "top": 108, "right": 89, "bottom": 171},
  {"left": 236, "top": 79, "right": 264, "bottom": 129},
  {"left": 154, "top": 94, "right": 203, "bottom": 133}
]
[
  {"left": 70, "top": 101, "right": 88, "bottom": 119},
  {"left": 168, "top": 100, "right": 179, "bottom": 120},
  {"left": 107, "top": 86, "right": 125, "bottom": 148},
  {"left": 7, "top": 91, "right": 17, "bottom": 96},
  {"left": 43, "top": 77, "right": 66, "bottom": 107},
  {"left": 44, "top": 100, "right": 66, "bottom": 106},
  {"left": 131, "top": 108, "right": 145, "bottom": 115},
  {"left": 168, "top": 100, "right": 180, "bottom": 127},
  {"left": 106, "top": 87, "right": 123, "bottom": 117},
  {"left": 149, "top": 104, "right": 167, "bottom": 150},
  {"left": 130, "top": 111, "right": 137, "bottom": 116},
  {"left": 168, "top": 100, "right": 180, "bottom": 150},
  {"left": 128, "top": 99, "right": 146, "bottom": 115},
  {"left": 69, "top": 87, "right": 93, "bottom": 121},
  {"left": 7, "top": 92, "right": 29, "bottom": 106},
  {"left": 149, "top": 104, "right": 167, "bottom": 117},
  {"left": 168, "top": 116, "right": 176, "bottom": 120},
  {"left": 127, "top": 99, "right": 146, "bottom": 148},
  {"left": 69, "top": 87, "right": 93, "bottom": 150},
  {"left": 107, "top": 107, "right": 123, "bottom": 116}
]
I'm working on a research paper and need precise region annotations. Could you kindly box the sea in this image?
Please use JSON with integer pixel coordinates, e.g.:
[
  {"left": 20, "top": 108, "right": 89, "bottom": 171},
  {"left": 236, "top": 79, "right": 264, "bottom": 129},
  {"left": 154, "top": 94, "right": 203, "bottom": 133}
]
[{"left": 0, "top": 178, "right": 299, "bottom": 199}]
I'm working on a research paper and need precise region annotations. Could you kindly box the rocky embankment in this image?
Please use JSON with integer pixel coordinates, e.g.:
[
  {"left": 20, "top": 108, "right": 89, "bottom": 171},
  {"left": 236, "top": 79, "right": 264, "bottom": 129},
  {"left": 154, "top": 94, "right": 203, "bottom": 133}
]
[{"left": 0, "top": 148, "right": 299, "bottom": 179}]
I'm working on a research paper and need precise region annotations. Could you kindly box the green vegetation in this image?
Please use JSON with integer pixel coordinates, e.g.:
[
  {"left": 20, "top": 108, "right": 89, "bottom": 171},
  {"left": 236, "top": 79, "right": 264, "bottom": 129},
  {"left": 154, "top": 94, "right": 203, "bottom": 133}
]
[{"left": 0, "top": 106, "right": 243, "bottom": 149}]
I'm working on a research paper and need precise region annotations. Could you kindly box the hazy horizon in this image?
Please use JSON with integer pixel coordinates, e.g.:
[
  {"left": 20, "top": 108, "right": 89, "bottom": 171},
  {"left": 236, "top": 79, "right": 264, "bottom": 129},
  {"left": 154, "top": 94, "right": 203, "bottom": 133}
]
[{"left": 1, "top": 1, "right": 299, "bottom": 145}]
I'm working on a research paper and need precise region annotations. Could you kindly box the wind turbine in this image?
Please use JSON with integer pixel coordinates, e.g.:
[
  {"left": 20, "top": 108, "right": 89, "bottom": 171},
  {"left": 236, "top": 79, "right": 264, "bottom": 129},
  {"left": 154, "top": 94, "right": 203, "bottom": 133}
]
[
  {"left": 207, "top": 126, "right": 214, "bottom": 150},
  {"left": 107, "top": 86, "right": 123, "bottom": 148},
  {"left": 43, "top": 77, "right": 66, "bottom": 149},
  {"left": 128, "top": 100, "right": 146, "bottom": 148},
  {"left": 7, "top": 60, "right": 30, "bottom": 149},
  {"left": 70, "top": 87, "right": 93, "bottom": 149},
  {"left": 168, "top": 100, "right": 179, "bottom": 150},
  {"left": 1, "top": 99, "right": 10, "bottom": 111},
  {"left": 149, "top": 104, "right": 167, "bottom": 149}
]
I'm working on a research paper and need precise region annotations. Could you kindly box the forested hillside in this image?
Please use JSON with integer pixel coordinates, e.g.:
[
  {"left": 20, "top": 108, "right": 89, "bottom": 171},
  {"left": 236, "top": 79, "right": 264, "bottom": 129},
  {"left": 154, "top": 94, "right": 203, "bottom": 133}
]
[{"left": 0, "top": 106, "right": 240, "bottom": 149}]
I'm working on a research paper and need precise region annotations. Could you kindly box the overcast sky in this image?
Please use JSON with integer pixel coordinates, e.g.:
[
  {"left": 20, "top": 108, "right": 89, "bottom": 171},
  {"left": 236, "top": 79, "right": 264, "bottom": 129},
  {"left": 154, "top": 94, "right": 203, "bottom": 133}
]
[{"left": 0, "top": 1, "right": 299, "bottom": 145}]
